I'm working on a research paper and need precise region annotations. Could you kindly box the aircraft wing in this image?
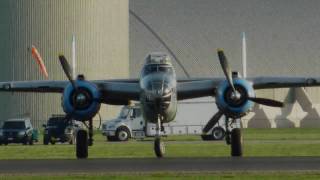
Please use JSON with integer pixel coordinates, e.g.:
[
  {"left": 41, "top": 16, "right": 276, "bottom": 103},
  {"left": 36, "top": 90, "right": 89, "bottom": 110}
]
[
  {"left": 177, "top": 78, "right": 223, "bottom": 100},
  {"left": 0, "top": 80, "right": 68, "bottom": 93},
  {"left": 248, "top": 77, "right": 320, "bottom": 89},
  {"left": 0, "top": 79, "right": 141, "bottom": 104},
  {"left": 2, "top": 76, "right": 320, "bottom": 102},
  {"left": 177, "top": 76, "right": 320, "bottom": 100}
]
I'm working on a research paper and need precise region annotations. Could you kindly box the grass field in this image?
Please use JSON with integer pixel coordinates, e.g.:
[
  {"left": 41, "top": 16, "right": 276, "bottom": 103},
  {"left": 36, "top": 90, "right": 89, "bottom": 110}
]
[
  {"left": 1, "top": 128, "right": 320, "bottom": 179},
  {"left": 2, "top": 172, "right": 320, "bottom": 180},
  {"left": 0, "top": 128, "right": 320, "bottom": 159}
]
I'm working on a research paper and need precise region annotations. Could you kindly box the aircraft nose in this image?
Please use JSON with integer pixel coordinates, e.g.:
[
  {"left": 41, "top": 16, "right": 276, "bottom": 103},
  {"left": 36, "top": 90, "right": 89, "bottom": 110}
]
[{"left": 150, "top": 81, "right": 172, "bottom": 97}]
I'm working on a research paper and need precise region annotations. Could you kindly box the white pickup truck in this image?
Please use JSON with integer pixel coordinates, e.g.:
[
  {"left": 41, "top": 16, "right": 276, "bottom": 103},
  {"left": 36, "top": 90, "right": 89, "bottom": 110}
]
[{"left": 101, "top": 98, "right": 226, "bottom": 141}]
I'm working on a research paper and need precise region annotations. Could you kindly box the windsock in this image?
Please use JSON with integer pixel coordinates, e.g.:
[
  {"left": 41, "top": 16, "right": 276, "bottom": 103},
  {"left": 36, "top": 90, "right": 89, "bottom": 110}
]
[{"left": 31, "top": 45, "right": 48, "bottom": 78}]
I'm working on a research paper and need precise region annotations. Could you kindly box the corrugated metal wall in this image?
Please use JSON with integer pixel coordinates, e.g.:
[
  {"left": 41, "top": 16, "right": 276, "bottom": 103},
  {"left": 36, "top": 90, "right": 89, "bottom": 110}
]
[
  {"left": 129, "top": 0, "right": 320, "bottom": 127},
  {"left": 0, "top": 0, "right": 129, "bottom": 128}
]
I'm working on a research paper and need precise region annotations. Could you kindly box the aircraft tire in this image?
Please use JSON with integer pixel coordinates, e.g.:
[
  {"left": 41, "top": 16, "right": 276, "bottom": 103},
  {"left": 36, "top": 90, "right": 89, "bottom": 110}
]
[
  {"left": 201, "top": 135, "right": 213, "bottom": 141},
  {"left": 212, "top": 127, "right": 225, "bottom": 140},
  {"left": 231, "top": 128, "right": 243, "bottom": 156},
  {"left": 154, "top": 137, "right": 165, "bottom": 158},
  {"left": 76, "top": 130, "right": 88, "bottom": 159}
]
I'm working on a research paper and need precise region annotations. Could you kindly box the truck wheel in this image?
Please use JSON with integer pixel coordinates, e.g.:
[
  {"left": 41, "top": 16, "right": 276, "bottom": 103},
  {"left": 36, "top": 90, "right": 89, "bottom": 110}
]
[
  {"left": 106, "top": 136, "right": 117, "bottom": 142},
  {"left": 116, "top": 127, "right": 130, "bottom": 141},
  {"left": 76, "top": 130, "right": 88, "bottom": 159},
  {"left": 50, "top": 140, "right": 56, "bottom": 145},
  {"left": 43, "top": 135, "right": 49, "bottom": 145},
  {"left": 212, "top": 127, "right": 225, "bottom": 140},
  {"left": 231, "top": 128, "right": 243, "bottom": 156},
  {"left": 23, "top": 137, "right": 28, "bottom": 145},
  {"left": 29, "top": 137, "right": 34, "bottom": 145}
]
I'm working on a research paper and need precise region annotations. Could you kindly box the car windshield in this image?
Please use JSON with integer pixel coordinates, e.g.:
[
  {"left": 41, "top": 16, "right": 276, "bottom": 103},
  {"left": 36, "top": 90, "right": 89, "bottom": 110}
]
[
  {"left": 119, "top": 107, "right": 130, "bottom": 118},
  {"left": 3, "top": 121, "right": 26, "bottom": 129},
  {"left": 142, "top": 65, "right": 173, "bottom": 76}
]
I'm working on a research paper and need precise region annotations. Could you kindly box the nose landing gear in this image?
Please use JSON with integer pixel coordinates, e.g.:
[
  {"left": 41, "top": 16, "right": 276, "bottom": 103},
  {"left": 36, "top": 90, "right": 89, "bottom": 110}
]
[
  {"left": 76, "top": 118, "right": 94, "bottom": 159},
  {"left": 154, "top": 115, "right": 165, "bottom": 158},
  {"left": 225, "top": 117, "right": 243, "bottom": 157}
]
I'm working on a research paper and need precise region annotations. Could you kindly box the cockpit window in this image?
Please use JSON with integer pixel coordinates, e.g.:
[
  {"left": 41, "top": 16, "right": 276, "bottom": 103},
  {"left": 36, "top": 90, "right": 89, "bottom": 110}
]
[{"left": 141, "top": 65, "right": 173, "bottom": 76}]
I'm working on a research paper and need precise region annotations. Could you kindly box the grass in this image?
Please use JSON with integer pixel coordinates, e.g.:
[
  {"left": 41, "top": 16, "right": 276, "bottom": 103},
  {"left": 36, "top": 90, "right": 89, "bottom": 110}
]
[
  {"left": 1, "top": 172, "right": 320, "bottom": 180},
  {"left": 0, "top": 128, "right": 319, "bottom": 159},
  {"left": 1, "top": 128, "right": 320, "bottom": 179}
]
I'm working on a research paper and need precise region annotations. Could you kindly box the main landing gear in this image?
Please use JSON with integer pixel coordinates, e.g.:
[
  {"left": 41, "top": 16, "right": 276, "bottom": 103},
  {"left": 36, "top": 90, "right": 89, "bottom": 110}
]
[
  {"left": 225, "top": 117, "right": 243, "bottom": 157},
  {"left": 76, "top": 118, "right": 94, "bottom": 159},
  {"left": 154, "top": 115, "right": 165, "bottom": 158}
]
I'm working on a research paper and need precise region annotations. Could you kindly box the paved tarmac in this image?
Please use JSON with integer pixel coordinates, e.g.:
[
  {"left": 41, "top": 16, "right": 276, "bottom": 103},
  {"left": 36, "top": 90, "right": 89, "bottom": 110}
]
[{"left": 0, "top": 157, "right": 320, "bottom": 174}]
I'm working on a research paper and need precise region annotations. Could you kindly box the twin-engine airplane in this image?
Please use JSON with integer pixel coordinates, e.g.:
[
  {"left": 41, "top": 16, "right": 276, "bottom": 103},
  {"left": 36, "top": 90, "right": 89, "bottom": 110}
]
[{"left": 1, "top": 48, "right": 320, "bottom": 158}]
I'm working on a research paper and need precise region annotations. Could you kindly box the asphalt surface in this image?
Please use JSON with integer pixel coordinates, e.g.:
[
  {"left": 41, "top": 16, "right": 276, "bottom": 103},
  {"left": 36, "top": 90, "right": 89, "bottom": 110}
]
[{"left": 1, "top": 157, "right": 320, "bottom": 174}]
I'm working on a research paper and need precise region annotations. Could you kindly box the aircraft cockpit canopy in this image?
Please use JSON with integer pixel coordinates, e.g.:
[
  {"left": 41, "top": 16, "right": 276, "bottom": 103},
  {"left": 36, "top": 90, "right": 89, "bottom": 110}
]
[
  {"left": 145, "top": 53, "right": 172, "bottom": 65},
  {"left": 141, "top": 64, "right": 174, "bottom": 77}
]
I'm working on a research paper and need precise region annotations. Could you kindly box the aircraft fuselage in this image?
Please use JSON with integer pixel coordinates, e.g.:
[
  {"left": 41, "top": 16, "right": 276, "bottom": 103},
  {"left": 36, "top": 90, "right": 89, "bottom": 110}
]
[{"left": 139, "top": 53, "right": 177, "bottom": 124}]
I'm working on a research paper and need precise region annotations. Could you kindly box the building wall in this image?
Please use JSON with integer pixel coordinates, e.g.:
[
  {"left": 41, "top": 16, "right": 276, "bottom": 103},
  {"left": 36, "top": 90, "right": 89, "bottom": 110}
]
[
  {"left": 130, "top": 0, "right": 320, "bottom": 127},
  {"left": 0, "top": 0, "right": 129, "bottom": 128}
]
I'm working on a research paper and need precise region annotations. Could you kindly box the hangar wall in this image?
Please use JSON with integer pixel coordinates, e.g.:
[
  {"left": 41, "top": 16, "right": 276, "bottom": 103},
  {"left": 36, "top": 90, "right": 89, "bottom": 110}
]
[
  {"left": 0, "top": 0, "right": 129, "bottom": 128},
  {"left": 130, "top": 0, "right": 320, "bottom": 127}
]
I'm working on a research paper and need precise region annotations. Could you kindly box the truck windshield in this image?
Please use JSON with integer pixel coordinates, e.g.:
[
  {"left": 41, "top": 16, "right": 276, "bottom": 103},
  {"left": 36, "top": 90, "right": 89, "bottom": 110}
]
[
  {"left": 3, "top": 121, "right": 26, "bottom": 129},
  {"left": 48, "top": 117, "right": 66, "bottom": 126},
  {"left": 119, "top": 108, "right": 130, "bottom": 118}
]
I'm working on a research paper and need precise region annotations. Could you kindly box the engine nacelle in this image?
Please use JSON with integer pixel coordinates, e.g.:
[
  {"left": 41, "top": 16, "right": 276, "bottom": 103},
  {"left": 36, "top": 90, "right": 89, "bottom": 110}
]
[
  {"left": 216, "top": 79, "right": 255, "bottom": 118},
  {"left": 62, "top": 80, "right": 101, "bottom": 121}
]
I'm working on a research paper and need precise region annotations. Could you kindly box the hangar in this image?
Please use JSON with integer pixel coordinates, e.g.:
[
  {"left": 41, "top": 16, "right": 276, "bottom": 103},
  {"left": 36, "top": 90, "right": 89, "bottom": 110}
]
[
  {"left": 1, "top": 0, "right": 320, "bottom": 128},
  {"left": 0, "top": 0, "right": 129, "bottom": 128},
  {"left": 129, "top": 0, "right": 320, "bottom": 128}
]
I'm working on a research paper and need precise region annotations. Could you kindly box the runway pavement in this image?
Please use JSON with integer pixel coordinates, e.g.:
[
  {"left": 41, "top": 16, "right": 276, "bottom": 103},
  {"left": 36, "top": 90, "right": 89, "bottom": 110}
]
[{"left": 0, "top": 157, "right": 320, "bottom": 174}]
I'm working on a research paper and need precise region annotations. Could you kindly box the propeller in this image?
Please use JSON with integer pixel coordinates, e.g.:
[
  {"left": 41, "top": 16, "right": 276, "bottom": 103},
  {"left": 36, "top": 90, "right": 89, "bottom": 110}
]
[
  {"left": 58, "top": 54, "right": 77, "bottom": 89},
  {"left": 248, "top": 97, "right": 284, "bottom": 108},
  {"left": 216, "top": 49, "right": 284, "bottom": 108},
  {"left": 202, "top": 49, "right": 285, "bottom": 133},
  {"left": 217, "top": 49, "right": 236, "bottom": 93}
]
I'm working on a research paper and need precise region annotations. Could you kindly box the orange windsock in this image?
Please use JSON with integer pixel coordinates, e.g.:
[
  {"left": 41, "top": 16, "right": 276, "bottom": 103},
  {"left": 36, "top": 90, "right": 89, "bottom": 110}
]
[{"left": 31, "top": 45, "right": 48, "bottom": 78}]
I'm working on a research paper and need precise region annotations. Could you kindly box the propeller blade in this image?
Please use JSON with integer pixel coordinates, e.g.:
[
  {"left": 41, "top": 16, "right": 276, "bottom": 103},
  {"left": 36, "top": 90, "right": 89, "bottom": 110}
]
[
  {"left": 58, "top": 54, "right": 76, "bottom": 89},
  {"left": 203, "top": 110, "right": 224, "bottom": 133},
  {"left": 248, "top": 97, "right": 284, "bottom": 108},
  {"left": 217, "top": 49, "right": 236, "bottom": 93}
]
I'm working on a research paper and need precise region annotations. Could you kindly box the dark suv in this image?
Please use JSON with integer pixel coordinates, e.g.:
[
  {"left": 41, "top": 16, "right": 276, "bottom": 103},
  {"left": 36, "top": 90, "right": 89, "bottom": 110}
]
[
  {"left": 0, "top": 118, "right": 37, "bottom": 145},
  {"left": 43, "top": 115, "right": 76, "bottom": 145}
]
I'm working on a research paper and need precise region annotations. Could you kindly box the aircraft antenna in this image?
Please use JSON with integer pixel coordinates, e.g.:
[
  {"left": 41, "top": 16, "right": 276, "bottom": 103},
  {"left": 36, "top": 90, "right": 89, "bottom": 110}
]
[
  {"left": 242, "top": 32, "right": 247, "bottom": 78},
  {"left": 129, "top": 9, "right": 191, "bottom": 78},
  {"left": 72, "top": 34, "right": 76, "bottom": 79}
]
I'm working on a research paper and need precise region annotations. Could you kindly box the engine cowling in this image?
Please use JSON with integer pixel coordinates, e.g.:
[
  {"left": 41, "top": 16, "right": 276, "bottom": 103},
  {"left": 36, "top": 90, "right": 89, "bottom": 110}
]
[
  {"left": 215, "top": 79, "right": 255, "bottom": 118},
  {"left": 62, "top": 80, "right": 101, "bottom": 121}
]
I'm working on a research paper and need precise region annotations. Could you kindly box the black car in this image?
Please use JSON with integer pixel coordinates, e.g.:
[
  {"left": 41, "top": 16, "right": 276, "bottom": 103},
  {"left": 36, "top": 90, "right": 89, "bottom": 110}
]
[
  {"left": 0, "top": 118, "right": 37, "bottom": 145},
  {"left": 43, "top": 115, "right": 76, "bottom": 145}
]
